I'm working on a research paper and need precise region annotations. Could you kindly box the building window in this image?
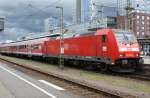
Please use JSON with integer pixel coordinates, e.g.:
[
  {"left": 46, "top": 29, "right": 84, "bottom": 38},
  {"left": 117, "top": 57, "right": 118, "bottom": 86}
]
[
  {"left": 137, "top": 20, "right": 139, "bottom": 24},
  {"left": 137, "top": 32, "right": 140, "bottom": 35},
  {"left": 142, "top": 21, "right": 144, "bottom": 25},
  {"left": 142, "top": 16, "right": 145, "bottom": 20},
  {"left": 147, "top": 17, "right": 150, "bottom": 20},
  {"left": 142, "top": 27, "right": 145, "bottom": 30},
  {"left": 142, "top": 32, "right": 145, "bottom": 35},
  {"left": 137, "top": 15, "right": 140, "bottom": 19}
]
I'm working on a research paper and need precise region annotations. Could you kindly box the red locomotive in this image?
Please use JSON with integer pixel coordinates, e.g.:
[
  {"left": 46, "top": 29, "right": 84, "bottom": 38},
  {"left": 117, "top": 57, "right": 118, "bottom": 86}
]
[{"left": 0, "top": 28, "right": 142, "bottom": 72}]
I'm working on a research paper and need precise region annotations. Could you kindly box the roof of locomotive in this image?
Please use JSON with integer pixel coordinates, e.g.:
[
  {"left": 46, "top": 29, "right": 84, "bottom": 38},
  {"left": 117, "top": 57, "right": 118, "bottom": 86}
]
[
  {"left": 112, "top": 29, "right": 132, "bottom": 33},
  {"left": 63, "top": 28, "right": 133, "bottom": 38}
]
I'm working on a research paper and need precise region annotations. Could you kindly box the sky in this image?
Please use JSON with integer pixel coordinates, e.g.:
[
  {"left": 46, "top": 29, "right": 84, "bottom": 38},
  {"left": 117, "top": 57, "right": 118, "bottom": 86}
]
[{"left": 0, "top": 0, "right": 116, "bottom": 42}]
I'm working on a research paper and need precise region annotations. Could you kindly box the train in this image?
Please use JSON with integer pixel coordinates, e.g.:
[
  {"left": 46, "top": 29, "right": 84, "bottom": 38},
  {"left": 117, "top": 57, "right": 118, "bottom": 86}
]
[{"left": 0, "top": 28, "right": 143, "bottom": 72}]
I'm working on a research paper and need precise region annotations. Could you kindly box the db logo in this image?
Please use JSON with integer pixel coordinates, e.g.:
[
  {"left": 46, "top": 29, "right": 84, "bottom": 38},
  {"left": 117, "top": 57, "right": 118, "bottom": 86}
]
[{"left": 102, "top": 46, "right": 107, "bottom": 51}]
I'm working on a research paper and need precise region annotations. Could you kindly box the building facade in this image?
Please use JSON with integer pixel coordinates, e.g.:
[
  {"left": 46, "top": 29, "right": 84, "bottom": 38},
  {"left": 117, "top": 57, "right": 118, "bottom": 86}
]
[
  {"left": 76, "top": 0, "right": 92, "bottom": 24},
  {"left": 117, "top": 11, "right": 150, "bottom": 38},
  {"left": 44, "top": 17, "right": 58, "bottom": 32},
  {"left": 133, "top": 11, "right": 150, "bottom": 56},
  {"left": 131, "top": 11, "right": 150, "bottom": 38},
  {"left": 117, "top": 0, "right": 150, "bottom": 16},
  {"left": 138, "top": 38, "right": 150, "bottom": 56},
  {"left": 76, "top": 0, "right": 82, "bottom": 24},
  {"left": 0, "top": 17, "right": 5, "bottom": 31}
]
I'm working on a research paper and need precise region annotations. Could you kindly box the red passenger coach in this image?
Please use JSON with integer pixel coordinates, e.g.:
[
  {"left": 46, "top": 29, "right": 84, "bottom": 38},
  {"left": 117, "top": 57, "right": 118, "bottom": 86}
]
[
  {"left": 0, "top": 37, "right": 49, "bottom": 57},
  {"left": 0, "top": 28, "right": 143, "bottom": 72}
]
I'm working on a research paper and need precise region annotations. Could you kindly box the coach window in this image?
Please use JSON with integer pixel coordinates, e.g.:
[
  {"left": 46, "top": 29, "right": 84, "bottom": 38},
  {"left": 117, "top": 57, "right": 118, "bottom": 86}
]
[
  {"left": 101, "top": 35, "right": 107, "bottom": 42},
  {"left": 33, "top": 44, "right": 39, "bottom": 50}
]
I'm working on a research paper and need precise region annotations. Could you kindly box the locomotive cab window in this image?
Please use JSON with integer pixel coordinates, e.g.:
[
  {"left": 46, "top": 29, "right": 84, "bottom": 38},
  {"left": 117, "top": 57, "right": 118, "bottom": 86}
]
[
  {"left": 114, "top": 31, "right": 137, "bottom": 43},
  {"left": 101, "top": 35, "right": 107, "bottom": 42}
]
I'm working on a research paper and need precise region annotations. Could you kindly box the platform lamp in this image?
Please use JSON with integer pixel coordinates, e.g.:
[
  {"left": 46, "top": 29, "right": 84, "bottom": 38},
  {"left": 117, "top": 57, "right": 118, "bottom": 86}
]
[{"left": 56, "top": 6, "right": 64, "bottom": 70}]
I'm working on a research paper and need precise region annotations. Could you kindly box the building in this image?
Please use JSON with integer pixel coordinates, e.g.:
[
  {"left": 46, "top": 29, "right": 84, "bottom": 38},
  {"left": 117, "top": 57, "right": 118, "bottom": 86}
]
[
  {"left": 117, "top": 0, "right": 134, "bottom": 16},
  {"left": 117, "top": 0, "right": 150, "bottom": 16},
  {"left": 131, "top": 11, "right": 150, "bottom": 38},
  {"left": 138, "top": 38, "right": 150, "bottom": 56},
  {"left": 135, "top": 0, "right": 150, "bottom": 12},
  {"left": 133, "top": 11, "right": 150, "bottom": 56},
  {"left": 117, "top": 11, "right": 150, "bottom": 38},
  {"left": 75, "top": 0, "right": 117, "bottom": 22},
  {"left": 44, "top": 17, "right": 58, "bottom": 32},
  {"left": 76, "top": 0, "right": 82, "bottom": 24},
  {"left": 105, "top": 17, "right": 117, "bottom": 28},
  {"left": 91, "top": 16, "right": 117, "bottom": 28},
  {"left": 91, "top": 4, "right": 117, "bottom": 28},
  {"left": 76, "top": 0, "right": 91, "bottom": 24},
  {"left": 75, "top": 0, "right": 118, "bottom": 28},
  {"left": 0, "top": 17, "right": 5, "bottom": 31},
  {"left": 117, "top": 0, "right": 150, "bottom": 38},
  {"left": 116, "top": 16, "right": 126, "bottom": 30}
]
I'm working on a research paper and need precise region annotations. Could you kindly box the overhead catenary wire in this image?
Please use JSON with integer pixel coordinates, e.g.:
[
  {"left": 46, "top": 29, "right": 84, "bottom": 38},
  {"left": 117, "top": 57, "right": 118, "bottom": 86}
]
[
  {"left": 27, "top": 4, "right": 57, "bottom": 19},
  {"left": 42, "top": 0, "right": 62, "bottom": 9},
  {"left": 19, "top": 0, "right": 62, "bottom": 20}
]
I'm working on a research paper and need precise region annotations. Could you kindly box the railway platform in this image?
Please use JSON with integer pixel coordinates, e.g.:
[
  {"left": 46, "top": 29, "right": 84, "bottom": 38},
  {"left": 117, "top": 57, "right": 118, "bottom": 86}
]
[
  {"left": 0, "top": 55, "right": 150, "bottom": 98},
  {"left": 0, "top": 81, "right": 15, "bottom": 98},
  {"left": 143, "top": 56, "right": 150, "bottom": 64}
]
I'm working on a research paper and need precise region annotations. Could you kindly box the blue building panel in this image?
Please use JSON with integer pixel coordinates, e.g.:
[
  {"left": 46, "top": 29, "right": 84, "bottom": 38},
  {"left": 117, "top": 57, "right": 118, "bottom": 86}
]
[{"left": 83, "top": 0, "right": 91, "bottom": 22}]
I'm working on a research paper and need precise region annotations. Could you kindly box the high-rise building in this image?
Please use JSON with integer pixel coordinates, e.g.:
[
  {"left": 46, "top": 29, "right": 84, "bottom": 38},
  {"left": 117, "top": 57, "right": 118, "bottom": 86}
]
[
  {"left": 76, "top": 0, "right": 82, "bottom": 24},
  {"left": 117, "top": 0, "right": 150, "bottom": 16},
  {"left": 44, "top": 17, "right": 58, "bottom": 32},
  {"left": 76, "top": 0, "right": 91, "bottom": 24},
  {"left": 0, "top": 17, "right": 5, "bottom": 31},
  {"left": 75, "top": 0, "right": 118, "bottom": 28},
  {"left": 134, "top": 0, "right": 150, "bottom": 12}
]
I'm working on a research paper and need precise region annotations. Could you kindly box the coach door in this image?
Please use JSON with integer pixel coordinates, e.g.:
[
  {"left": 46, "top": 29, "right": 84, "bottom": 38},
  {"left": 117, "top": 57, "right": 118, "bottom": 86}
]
[
  {"left": 101, "top": 35, "right": 108, "bottom": 57},
  {"left": 28, "top": 45, "right": 32, "bottom": 57}
]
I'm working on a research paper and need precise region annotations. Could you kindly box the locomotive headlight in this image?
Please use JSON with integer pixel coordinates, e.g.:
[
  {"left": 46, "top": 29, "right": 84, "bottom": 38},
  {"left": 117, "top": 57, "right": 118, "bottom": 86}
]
[
  {"left": 120, "top": 53, "right": 125, "bottom": 57},
  {"left": 120, "top": 54, "right": 123, "bottom": 57},
  {"left": 136, "top": 53, "right": 139, "bottom": 56}
]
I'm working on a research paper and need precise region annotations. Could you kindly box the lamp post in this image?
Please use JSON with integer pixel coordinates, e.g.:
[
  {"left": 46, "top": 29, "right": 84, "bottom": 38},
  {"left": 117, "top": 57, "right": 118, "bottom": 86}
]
[{"left": 56, "top": 6, "right": 64, "bottom": 70}]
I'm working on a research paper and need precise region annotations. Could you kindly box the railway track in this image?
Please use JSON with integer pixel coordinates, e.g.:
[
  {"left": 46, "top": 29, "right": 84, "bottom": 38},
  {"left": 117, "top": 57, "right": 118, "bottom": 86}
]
[
  {"left": 126, "top": 74, "right": 150, "bottom": 81},
  {"left": 112, "top": 65, "right": 150, "bottom": 82},
  {"left": 107, "top": 72, "right": 150, "bottom": 83},
  {"left": 0, "top": 58, "right": 123, "bottom": 98}
]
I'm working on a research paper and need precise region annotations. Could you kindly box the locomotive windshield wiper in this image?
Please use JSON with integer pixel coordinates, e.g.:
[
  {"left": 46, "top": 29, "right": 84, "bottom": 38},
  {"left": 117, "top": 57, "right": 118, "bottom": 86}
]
[{"left": 123, "top": 32, "right": 132, "bottom": 43}]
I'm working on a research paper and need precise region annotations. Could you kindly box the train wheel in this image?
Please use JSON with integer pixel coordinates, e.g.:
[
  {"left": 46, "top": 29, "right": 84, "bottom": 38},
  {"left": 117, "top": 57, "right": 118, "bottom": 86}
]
[{"left": 100, "top": 64, "right": 108, "bottom": 72}]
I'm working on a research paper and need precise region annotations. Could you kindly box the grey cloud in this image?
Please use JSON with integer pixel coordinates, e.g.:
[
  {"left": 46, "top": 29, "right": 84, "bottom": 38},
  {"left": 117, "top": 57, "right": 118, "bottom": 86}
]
[
  {"left": 0, "top": 27, "right": 29, "bottom": 42},
  {"left": 0, "top": 0, "right": 116, "bottom": 42}
]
